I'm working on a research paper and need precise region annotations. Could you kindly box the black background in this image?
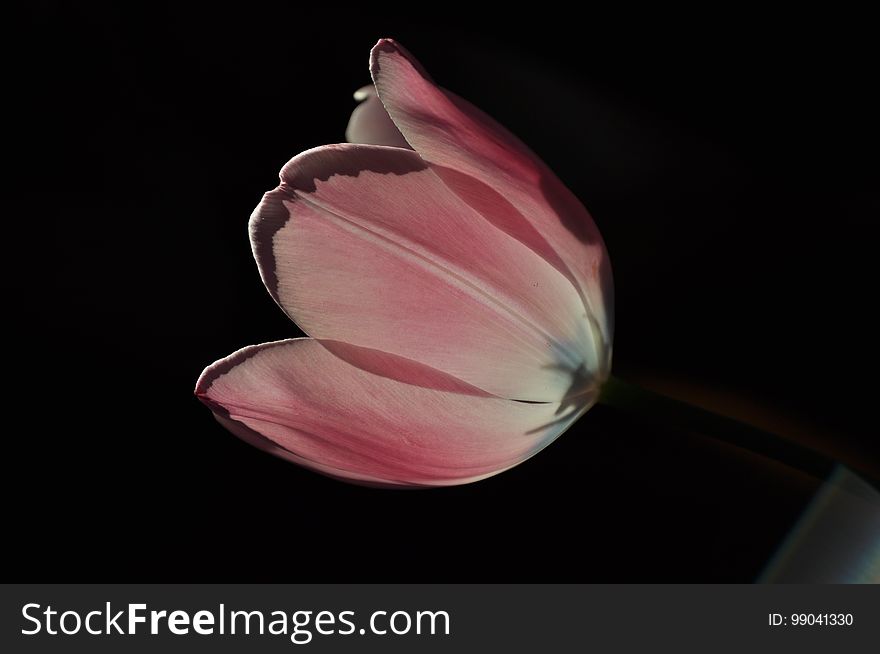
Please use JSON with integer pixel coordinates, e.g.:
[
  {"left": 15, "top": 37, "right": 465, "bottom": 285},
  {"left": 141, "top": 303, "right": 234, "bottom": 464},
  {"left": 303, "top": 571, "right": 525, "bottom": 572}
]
[{"left": 13, "top": 4, "right": 878, "bottom": 581}]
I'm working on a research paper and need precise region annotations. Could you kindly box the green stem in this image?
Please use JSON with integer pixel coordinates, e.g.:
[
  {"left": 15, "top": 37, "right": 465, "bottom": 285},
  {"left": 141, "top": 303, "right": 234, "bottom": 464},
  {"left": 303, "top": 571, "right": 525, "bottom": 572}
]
[{"left": 599, "top": 375, "right": 879, "bottom": 490}]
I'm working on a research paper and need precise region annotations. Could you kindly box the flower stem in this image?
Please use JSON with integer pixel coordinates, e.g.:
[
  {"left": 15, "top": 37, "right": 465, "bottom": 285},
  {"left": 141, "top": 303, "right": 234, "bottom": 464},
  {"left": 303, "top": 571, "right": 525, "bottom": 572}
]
[{"left": 598, "top": 375, "right": 879, "bottom": 489}]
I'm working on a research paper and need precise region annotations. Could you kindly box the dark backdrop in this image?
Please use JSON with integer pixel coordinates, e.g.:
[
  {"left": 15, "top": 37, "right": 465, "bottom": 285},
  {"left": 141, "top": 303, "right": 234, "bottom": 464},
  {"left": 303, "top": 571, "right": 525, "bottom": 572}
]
[{"left": 13, "top": 4, "right": 877, "bottom": 581}]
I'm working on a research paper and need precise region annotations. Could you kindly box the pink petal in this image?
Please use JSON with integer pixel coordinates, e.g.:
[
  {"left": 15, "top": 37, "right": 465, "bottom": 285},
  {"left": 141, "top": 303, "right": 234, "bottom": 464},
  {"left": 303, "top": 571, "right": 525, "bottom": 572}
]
[
  {"left": 370, "top": 39, "right": 613, "bottom": 370},
  {"left": 195, "top": 339, "right": 591, "bottom": 486},
  {"left": 345, "top": 85, "right": 411, "bottom": 149},
  {"left": 250, "top": 143, "right": 596, "bottom": 402}
]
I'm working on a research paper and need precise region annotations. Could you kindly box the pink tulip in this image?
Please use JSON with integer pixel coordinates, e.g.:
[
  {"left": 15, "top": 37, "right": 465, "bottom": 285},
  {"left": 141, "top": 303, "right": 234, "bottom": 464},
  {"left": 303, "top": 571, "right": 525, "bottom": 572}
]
[{"left": 195, "top": 39, "right": 613, "bottom": 487}]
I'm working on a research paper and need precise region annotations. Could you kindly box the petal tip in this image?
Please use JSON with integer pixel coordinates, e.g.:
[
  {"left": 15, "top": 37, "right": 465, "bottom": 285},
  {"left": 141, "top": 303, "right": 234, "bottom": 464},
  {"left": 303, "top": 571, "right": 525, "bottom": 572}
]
[
  {"left": 352, "top": 84, "right": 374, "bottom": 101},
  {"left": 370, "top": 38, "right": 431, "bottom": 82},
  {"left": 372, "top": 37, "right": 399, "bottom": 53},
  {"left": 194, "top": 341, "right": 292, "bottom": 410}
]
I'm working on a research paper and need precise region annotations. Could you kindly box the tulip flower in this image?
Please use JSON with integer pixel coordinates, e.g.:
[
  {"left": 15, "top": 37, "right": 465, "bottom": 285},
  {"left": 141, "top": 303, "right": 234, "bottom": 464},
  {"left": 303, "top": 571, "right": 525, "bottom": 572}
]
[{"left": 196, "top": 39, "right": 613, "bottom": 487}]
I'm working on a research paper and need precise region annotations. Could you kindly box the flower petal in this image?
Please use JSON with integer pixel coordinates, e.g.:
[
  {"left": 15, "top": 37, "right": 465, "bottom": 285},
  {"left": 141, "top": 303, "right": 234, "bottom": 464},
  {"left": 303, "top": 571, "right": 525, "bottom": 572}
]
[
  {"left": 250, "top": 143, "right": 596, "bottom": 402},
  {"left": 195, "top": 339, "right": 591, "bottom": 486},
  {"left": 370, "top": 38, "right": 613, "bottom": 370},
  {"left": 345, "top": 85, "right": 411, "bottom": 149}
]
